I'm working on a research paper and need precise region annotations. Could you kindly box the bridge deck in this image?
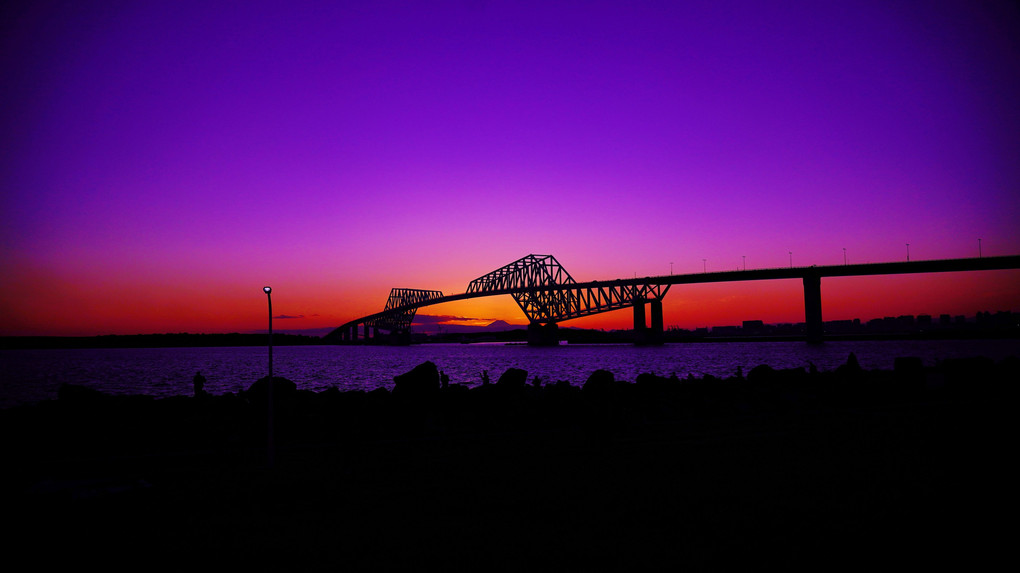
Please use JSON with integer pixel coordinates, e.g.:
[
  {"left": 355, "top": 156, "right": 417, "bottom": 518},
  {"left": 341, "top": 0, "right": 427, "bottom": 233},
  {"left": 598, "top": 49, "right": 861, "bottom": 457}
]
[{"left": 330, "top": 255, "right": 1020, "bottom": 338}]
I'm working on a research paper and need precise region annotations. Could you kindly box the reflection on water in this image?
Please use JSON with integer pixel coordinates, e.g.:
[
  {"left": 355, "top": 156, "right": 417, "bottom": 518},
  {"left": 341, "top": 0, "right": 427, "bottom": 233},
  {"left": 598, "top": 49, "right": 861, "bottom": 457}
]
[{"left": 2, "top": 339, "right": 1018, "bottom": 408}]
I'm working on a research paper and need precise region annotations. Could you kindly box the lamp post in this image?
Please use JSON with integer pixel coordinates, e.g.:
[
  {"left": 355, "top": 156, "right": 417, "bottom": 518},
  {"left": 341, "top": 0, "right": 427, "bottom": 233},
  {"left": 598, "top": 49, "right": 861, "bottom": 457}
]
[
  {"left": 264, "top": 286, "right": 273, "bottom": 378},
  {"left": 788, "top": 251, "right": 793, "bottom": 268},
  {"left": 978, "top": 238, "right": 982, "bottom": 258},
  {"left": 702, "top": 258, "right": 707, "bottom": 273},
  {"left": 843, "top": 248, "right": 847, "bottom": 265},
  {"left": 263, "top": 286, "right": 274, "bottom": 467},
  {"left": 742, "top": 255, "right": 746, "bottom": 271},
  {"left": 670, "top": 262, "right": 673, "bottom": 275},
  {"left": 906, "top": 243, "right": 910, "bottom": 261}
]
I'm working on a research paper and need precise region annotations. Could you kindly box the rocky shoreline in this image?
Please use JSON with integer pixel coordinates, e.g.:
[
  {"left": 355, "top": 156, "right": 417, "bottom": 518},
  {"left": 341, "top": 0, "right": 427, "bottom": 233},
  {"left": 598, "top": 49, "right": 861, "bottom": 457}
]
[{"left": 3, "top": 354, "right": 1014, "bottom": 570}]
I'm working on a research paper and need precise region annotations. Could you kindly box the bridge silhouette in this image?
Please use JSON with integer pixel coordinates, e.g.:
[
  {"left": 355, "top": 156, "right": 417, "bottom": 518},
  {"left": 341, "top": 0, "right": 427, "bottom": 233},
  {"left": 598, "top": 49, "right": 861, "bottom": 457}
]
[{"left": 327, "top": 253, "right": 1020, "bottom": 345}]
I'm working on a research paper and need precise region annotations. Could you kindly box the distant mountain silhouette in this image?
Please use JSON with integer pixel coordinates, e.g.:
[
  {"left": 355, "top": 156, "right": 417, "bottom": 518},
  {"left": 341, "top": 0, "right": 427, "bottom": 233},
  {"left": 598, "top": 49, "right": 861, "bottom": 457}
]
[{"left": 414, "top": 319, "right": 522, "bottom": 335}]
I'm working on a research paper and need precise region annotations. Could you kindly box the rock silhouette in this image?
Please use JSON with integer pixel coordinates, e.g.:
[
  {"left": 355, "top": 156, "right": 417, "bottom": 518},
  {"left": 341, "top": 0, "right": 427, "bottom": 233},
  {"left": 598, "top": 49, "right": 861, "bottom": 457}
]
[
  {"left": 3, "top": 353, "right": 1014, "bottom": 570},
  {"left": 393, "top": 360, "right": 440, "bottom": 398},
  {"left": 496, "top": 367, "right": 528, "bottom": 388}
]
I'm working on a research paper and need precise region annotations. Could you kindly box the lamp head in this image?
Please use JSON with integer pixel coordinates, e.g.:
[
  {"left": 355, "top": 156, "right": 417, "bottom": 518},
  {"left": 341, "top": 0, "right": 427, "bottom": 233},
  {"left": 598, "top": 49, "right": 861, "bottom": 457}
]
[{"left": 263, "top": 286, "right": 272, "bottom": 294}]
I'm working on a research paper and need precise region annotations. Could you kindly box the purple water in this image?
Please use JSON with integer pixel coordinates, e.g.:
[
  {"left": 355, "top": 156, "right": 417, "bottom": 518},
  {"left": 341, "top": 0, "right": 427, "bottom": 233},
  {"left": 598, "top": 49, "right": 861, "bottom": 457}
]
[{"left": 2, "top": 339, "right": 1018, "bottom": 408}]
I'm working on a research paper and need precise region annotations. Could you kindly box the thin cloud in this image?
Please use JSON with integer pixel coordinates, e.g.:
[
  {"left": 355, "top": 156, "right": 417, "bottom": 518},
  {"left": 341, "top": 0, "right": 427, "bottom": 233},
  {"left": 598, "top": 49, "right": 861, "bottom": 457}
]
[
  {"left": 413, "top": 314, "right": 496, "bottom": 324},
  {"left": 273, "top": 314, "right": 305, "bottom": 319}
]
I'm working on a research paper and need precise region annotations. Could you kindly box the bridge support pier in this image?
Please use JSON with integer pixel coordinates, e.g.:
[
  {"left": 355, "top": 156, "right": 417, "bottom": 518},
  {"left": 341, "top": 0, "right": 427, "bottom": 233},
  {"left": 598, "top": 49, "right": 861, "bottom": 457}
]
[
  {"left": 632, "top": 298, "right": 647, "bottom": 344},
  {"left": 804, "top": 274, "right": 823, "bottom": 343},
  {"left": 632, "top": 298, "right": 664, "bottom": 345},
  {"left": 649, "top": 299, "right": 664, "bottom": 345},
  {"left": 527, "top": 322, "right": 560, "bottom": 346}
]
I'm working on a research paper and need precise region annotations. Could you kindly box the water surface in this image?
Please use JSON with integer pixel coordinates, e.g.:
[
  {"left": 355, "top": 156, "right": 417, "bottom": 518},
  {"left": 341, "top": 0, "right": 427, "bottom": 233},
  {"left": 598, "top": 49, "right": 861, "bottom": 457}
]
[{"left": 2, "top": 339, "right": 1017, "bottom": 408}]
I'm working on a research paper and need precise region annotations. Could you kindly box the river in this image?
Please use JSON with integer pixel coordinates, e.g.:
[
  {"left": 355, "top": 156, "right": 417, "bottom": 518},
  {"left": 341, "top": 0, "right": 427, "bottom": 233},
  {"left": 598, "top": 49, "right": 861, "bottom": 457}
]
[{"left": 2, "top": 339, "right": 1017, "bottom": 408}]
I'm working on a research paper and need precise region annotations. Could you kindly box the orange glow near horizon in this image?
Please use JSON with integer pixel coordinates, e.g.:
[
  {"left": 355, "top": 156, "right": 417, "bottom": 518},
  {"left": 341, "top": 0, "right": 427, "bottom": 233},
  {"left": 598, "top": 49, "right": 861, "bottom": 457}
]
[{"left": 3, "top": 265, "right": 1016, "bottom": 337}]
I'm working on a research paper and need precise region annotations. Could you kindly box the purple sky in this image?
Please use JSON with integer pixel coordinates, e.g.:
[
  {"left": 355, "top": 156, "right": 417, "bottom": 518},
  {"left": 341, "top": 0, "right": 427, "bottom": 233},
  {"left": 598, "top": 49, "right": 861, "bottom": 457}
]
[{"left": 2, "top": 1, "right": 1019, "bottom": 335}]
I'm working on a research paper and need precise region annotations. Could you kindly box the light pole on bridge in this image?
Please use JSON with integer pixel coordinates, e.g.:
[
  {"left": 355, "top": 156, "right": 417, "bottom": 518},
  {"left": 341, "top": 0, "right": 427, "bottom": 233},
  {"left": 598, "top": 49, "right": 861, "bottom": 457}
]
[
  {"left": 978, "top": 238, "right": 982, "bottom": 258},
  {"left": 906, "top": 243, "right": 910, "bottom": 261},
  {"left": 843, "top": 248, "right": 847, "bottom": 265},
  {"left": 742, "top": 255, "right": 746, "bottom": 271},
  {"left": 670, "top": 261, "right": 673, "bottom": 275},
  {"left": 702, "top": 258, "right": 707, "bottom": 273},
  {"left": 789, "top": 251, "right": 793, "bottom": 268},
  {"left": 263, "top": 286, "right": 274, "bottom": 468}
]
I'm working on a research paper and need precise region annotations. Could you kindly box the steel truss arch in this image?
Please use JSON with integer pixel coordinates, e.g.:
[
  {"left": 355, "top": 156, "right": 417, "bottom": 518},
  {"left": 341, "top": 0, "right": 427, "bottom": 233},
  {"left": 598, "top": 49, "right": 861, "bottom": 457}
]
[
  {"left": 467, "top": 254, "right": 667, "bottom": 324},
  {"left": 369, "top": 288, "right": 444, "bottom": 332},
  {"left": 546, "top": 282, "right": 670, "bottom": 322}
]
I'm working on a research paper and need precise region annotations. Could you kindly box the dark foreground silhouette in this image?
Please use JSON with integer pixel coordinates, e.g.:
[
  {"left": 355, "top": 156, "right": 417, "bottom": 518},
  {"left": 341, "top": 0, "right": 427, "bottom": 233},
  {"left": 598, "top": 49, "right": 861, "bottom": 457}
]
[{"left": 3, "top": 354, "right": 1014, "bottom": 570}]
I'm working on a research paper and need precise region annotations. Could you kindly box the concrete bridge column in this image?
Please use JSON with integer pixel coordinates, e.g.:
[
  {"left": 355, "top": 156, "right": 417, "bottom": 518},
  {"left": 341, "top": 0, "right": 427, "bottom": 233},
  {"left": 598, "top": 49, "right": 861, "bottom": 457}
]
[
  {"left": 633, "top": 298, "right": 646, "bottom": 331},
  {"left": 633, "top": 298, "right": 647, "bottom": 344},
  {"left": 804, "top": 274, "right": 823, "bottom": 343},
  {"left": 649, "top": 299, "right": 664, "bottom": 344},
  {"left": 350, "top": 325, "right": 358, "bottom": 343}
]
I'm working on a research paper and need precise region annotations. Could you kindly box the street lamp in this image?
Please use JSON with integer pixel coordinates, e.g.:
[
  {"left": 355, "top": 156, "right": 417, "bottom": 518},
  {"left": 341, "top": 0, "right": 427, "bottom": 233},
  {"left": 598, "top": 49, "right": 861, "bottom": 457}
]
[
  {"left": 702, "top": 258, "right": 707, "bottom": 273},
  {"left": 263, "top": 286, "right": 274, "bottom": 467},
  {"left": 788, "top": 251, "right": 793, "bottom": 268},
  {"left": 742, "top": 255, "right": 746, "bottom": 271},
  {"left": 670, "top": 262, "right": 673, "bottom": 275},
  {"left": 978, "top": 238, "right": 982, "bottom": 258},
  {"left": 843, "top": 248, "right": 847, "bottom": 265},
  {"left": 906, "top": 243, "right": 910, "bottom": 261},
  {"left": 264, "top": 286, "right": 273, "bottom": 378}
]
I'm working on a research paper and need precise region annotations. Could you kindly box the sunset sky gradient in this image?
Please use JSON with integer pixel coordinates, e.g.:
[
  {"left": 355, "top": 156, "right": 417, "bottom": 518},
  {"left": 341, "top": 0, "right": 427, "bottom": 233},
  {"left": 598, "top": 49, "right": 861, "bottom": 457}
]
[{"left": 3, "top": 1, "right": 1019, "bottom": 336}]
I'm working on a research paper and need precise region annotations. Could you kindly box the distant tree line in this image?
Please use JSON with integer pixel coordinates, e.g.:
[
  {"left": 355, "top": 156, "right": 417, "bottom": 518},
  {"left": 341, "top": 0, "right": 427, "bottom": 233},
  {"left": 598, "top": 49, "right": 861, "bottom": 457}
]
[{"left": 0, "top": 332, "right": 328, "bottom": 350}]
